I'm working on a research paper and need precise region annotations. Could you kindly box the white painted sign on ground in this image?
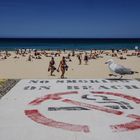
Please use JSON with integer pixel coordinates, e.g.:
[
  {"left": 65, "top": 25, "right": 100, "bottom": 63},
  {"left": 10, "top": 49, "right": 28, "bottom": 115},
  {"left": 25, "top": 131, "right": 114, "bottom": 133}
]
[{"left": 0, "top": 79, "right": 140, "bottom": 140}]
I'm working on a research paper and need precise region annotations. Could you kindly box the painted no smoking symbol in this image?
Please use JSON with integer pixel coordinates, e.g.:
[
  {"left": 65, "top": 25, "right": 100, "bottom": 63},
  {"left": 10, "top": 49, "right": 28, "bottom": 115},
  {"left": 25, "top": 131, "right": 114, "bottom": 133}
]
[{"left": 24, "top": 91, "right": 140, "bottom": 133}]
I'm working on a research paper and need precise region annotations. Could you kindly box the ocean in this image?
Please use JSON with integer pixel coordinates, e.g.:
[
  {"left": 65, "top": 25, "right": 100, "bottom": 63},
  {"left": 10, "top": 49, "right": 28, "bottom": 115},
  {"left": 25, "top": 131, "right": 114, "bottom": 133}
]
[{"left": 0, "top": 38, "right": 140, "bottom": 51}]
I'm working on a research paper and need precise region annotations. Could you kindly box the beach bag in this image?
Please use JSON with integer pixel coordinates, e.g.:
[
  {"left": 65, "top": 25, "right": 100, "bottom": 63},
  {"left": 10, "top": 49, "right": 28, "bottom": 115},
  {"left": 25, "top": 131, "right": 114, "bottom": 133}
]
[
  {"left": 65, "top": 65, "right": 68, "bottom": 71},
  {"left": 48, "top": 67, "right": 50, "bottom": 72}
]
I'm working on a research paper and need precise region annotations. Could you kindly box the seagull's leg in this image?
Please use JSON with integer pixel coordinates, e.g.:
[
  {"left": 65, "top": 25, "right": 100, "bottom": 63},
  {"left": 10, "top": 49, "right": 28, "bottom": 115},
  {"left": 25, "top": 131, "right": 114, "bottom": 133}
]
[
  {"left": 119, "top": 75, "right": 123, "bottom": 79},
  {"left": 113, "top": 74, "right": 118, "bottom": 77}
]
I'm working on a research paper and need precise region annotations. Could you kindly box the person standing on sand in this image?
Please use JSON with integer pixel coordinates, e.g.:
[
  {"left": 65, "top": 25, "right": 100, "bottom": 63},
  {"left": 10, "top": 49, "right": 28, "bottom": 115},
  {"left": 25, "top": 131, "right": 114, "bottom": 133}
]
[
  {"left": 72, "top": 50, "right": 75, "bottom": 56},
  {"left": 28, "top": 54, "right": 32, "bottom": 61},
  {"left": 84, "top": 52, "right": 88, "bottom": 65},
  {"left": 77, "top": 53, "right": 82, "bottom": 65},
  {"left": 57, "top": 56, "right": 68, "bottom": 79},
  {"left": 135, "top": 46, "right": 139, "bottom": 52},
  {"left": 48, "top": 57, "right": 56, "bottom": 76}
]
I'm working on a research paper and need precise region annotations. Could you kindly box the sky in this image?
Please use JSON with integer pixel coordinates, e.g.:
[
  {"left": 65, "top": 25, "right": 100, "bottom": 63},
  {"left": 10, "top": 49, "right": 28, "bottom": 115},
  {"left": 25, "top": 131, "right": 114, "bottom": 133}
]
[{"left": 0, "top": 0, "right": 140, "bottom": 38}]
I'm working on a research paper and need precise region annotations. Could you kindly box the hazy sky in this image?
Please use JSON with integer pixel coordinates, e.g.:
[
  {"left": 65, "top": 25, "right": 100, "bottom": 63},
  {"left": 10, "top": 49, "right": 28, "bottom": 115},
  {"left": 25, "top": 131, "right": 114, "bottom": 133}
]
[{"left": 0, "top": 0, "right": 140, "bottom": 38}]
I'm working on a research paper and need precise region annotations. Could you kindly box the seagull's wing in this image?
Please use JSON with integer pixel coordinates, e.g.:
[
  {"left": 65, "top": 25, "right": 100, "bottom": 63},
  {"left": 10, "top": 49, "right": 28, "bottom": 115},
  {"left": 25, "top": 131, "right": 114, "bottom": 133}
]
[{"left": 114, "top": 64, "right": 132, "bottom": 75}]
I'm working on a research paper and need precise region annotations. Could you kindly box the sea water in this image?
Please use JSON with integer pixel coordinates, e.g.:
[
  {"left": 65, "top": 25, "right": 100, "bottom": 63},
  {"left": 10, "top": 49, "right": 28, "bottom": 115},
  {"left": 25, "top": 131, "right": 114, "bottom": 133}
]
[{"left": 0, "top": 38, "right": 140, "bottom": 51}]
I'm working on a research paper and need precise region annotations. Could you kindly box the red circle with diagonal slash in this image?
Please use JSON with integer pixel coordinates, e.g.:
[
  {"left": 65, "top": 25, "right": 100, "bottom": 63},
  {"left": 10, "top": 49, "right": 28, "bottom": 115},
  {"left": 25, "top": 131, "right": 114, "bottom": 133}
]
[{"left": 24, "top": 91, "right": 140, "bottom": 133}]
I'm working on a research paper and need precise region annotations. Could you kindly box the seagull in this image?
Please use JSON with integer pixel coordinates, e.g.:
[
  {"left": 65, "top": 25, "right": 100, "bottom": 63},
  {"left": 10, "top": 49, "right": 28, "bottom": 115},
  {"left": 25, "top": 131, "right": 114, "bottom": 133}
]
[{"left": 105, "top": 59, "right": 139, "bottom": 79}]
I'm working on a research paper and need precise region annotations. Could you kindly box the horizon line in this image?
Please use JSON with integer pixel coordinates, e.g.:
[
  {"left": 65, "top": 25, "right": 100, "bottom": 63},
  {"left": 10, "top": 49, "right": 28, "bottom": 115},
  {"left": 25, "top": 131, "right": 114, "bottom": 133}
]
[{"left": 0, "top": 37, "right": 140, "bottom": 39}]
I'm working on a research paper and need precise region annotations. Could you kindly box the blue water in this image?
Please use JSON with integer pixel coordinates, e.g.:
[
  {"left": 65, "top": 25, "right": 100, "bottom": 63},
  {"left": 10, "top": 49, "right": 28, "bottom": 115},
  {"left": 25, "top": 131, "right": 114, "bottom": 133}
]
[{"left": 0, "top": 38, "right": 140, "bottom": 51}]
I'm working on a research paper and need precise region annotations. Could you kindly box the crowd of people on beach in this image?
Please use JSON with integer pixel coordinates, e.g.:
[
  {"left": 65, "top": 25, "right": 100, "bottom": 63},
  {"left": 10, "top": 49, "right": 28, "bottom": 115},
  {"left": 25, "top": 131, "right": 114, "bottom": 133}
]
[{"left": 0, "top": 47, "right": 140, "bottom": 78}]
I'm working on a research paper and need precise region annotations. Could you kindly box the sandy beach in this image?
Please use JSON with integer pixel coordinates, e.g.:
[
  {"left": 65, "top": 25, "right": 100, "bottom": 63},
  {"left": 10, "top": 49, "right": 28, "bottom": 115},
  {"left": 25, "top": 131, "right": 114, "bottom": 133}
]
[{"left": 0, "top": 49, "right": 139, "bottom": 79}]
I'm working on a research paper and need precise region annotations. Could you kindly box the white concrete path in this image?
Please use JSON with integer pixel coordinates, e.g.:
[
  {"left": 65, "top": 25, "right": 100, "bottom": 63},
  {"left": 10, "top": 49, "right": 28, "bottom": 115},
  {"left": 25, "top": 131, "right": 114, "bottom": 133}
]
[{"left": 0, "top": 79, "right": 140, "bottom": 140}]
